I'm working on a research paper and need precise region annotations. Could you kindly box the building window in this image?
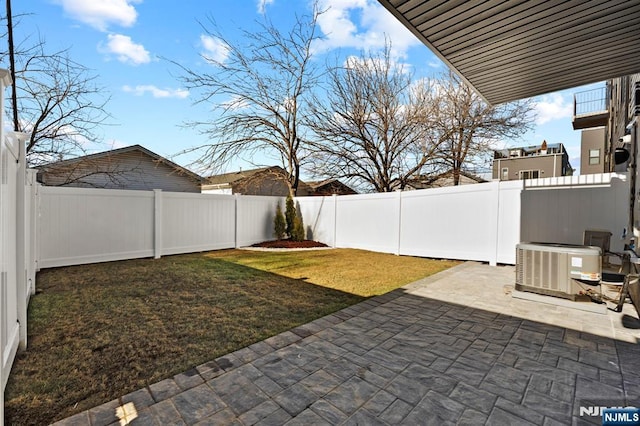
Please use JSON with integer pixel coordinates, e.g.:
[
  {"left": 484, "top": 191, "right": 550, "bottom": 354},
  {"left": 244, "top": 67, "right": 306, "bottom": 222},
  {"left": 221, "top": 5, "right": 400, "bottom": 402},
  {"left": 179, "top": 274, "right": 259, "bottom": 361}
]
[
  {"left": 501, "top": 167, "right": 509, "bottom": 180},
  {"left": 589, "top": 149, "right": 600, "bottom": 165},
  {"left": 519, "top": 170, "right": 540, "bottom": 180}
]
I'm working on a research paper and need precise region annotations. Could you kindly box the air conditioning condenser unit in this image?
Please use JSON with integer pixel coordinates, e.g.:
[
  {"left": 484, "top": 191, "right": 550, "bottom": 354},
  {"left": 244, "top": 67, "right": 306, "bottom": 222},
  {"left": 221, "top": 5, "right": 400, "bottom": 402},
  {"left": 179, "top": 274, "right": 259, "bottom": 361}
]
[{"left": 516, "top": 242, "right": 601, "bottom": 300}]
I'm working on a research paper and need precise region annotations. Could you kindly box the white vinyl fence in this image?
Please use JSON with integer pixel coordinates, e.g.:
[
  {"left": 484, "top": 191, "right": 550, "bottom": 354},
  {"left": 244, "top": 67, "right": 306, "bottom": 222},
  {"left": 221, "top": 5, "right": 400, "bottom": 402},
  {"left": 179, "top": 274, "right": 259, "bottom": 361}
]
[
  {"left": 520, "top": 173, "right": 629, "bottom": 252},
  {"left": 37, "top": 173, "right": 631, "bottom": 269},
  {"left": 38, "top": 187, "right": 284, "bottom": 268},
  {"left": 298, "top": 180, "right": 522, "bottom": 265},
  {"left": 1, "top": 132, "right": 20, "bottom": 414},
  {"left": 1, "top": 71, "right": 38, "bottom": 421},
  {"left": 298, "top": 173, "right": 630, "bottom": 265}
]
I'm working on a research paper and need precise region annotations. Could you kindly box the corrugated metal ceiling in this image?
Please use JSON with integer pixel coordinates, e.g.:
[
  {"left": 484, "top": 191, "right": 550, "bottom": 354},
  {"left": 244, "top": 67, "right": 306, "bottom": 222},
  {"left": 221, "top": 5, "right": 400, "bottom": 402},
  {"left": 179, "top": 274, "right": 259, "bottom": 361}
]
[{"left": 378, "top": 0, "right": 640, "bottom": 105}]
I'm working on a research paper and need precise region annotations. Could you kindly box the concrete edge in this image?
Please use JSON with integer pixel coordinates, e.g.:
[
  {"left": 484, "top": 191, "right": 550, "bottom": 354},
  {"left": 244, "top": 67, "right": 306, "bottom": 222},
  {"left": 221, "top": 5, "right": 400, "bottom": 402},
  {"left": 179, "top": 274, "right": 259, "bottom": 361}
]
[{"left": 401, "top": 261, "right": 485, "bottom": 291}]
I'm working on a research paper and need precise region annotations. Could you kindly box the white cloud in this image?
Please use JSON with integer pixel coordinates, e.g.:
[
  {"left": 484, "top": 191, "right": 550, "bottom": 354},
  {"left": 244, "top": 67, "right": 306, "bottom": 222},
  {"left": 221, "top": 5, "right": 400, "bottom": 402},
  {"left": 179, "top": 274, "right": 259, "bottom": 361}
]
[
  {"left": 200, "top": 35, "right": 230, "bottom": 64},
  {"left": 106, "top": 139, "right": 129, "bottom": 149},
  {"left": 315, "top": 0, "right": 420, "bottom": 59},
  {"left": 55, "top": 0, "right": 141, "bottom": 31},
  {"left": 102, "top": 34, "right": 151, "bottom": 65},
  {"left": 257, "top": 0, "right": 274, "bottom": 14},
  {"left": 221, "top": 95, "right": 250, "bottom": 111},
  {"left": 122, "top": 85, "right": 189, "bottom": 99},
  {"left": 533, "top": 93, "right": 573, "bottom": 125}
]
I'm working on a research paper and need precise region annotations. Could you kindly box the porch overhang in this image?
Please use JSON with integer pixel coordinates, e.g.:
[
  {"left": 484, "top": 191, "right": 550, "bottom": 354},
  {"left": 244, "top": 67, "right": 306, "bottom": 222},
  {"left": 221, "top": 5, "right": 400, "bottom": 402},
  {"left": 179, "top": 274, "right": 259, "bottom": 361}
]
[{"left": 377, "top": 0, "right": 640, "bottom": 105}]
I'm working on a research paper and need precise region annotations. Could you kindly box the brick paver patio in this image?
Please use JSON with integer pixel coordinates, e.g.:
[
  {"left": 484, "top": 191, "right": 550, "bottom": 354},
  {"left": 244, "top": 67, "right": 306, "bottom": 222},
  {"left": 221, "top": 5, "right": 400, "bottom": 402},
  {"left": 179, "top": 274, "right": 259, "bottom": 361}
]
[{"left": 53, "top": 262, "right": 640, "bottom": 425}]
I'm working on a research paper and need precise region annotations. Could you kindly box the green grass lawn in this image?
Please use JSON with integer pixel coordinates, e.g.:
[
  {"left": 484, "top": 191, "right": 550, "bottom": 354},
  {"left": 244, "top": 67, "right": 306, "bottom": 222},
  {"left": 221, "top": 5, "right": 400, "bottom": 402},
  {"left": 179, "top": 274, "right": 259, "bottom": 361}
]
[
  {"left": 4, "top": 249, "right": 458, "bottom": 425},
  {"left": 206, "top": 248, "right": 460, "bottom": 296}
]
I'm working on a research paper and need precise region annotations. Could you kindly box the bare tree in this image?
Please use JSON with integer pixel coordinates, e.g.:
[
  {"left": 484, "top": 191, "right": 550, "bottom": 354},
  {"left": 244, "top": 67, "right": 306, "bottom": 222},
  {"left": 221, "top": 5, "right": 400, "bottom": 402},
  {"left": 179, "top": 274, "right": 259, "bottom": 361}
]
[
  {"left": 430, "top": 71, "right": 535, "bottom": 185},
  {"left": 175, "top": 8, "right": 323, "bottom": 196},
  {"left": 16, "top": 46, "right": 109, "bottom": 166},
  {"left": 1, "top": 18, "right": 110, "bottom": 166},
  {"left": 308, "top": 43, "right": 440, "bottom": 192}
]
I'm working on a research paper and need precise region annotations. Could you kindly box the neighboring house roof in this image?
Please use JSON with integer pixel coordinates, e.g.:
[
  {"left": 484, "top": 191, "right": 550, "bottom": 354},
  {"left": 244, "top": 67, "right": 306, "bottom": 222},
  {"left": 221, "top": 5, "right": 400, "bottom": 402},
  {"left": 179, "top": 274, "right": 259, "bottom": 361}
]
[
  {"left": 405, "top": 170, "right": 487, "bottom": 190},
  {"left": 203, "top": 166, "right": 275, "bottom": 186},
  {"left": 202, "top": 166, "right": 310, "bottom": 196},
  {"left": 493, "top": 142, "right": 568, "bottom": 159},
  {"left": 305, "top": 179, "right": 358, "bottom": 196},
  {"left": 203, "top": 167, "right": 357, "bottom": 196},
  {"left": 37, "top": 144, "right": 203, "bottom": 192},
  {"left": 39, "top": 144, "right": 202, "bottom": 182}
]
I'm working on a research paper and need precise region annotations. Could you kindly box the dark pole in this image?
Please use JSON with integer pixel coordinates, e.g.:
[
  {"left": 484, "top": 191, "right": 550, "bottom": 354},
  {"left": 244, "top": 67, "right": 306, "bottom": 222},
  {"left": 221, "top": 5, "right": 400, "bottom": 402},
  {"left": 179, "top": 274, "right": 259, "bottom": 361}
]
[{"left": 6, "top": 0, "right": 20, "bottom": 131}]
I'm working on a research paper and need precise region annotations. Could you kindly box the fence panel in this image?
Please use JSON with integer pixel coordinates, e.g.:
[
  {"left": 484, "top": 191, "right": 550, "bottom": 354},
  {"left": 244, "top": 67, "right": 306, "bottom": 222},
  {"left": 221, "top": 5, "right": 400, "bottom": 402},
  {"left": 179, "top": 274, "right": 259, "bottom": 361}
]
[
  {"left": 161, "top": 192, "right": 236, "bottom": 255},
  {"left": 399, "top": 182, "right": 502, "bottom": 262},
  {"left": 296, "top": 195, "right": 336, "bottom": 246},
  {"left": 236, "top": 195, "right": 284, "bottom": 247},
  {"left": 38, "top": 187, "right": 155, "bottom": 268},
  {"left": 1, "top": 133, "right": 20, "bottom": 392},
  {"left": 520, "top": 174, "right": 629, "bottom": 252},
  {"left": 25, "top": 170, "right": 38, "bottom": 296},
  {"left": 36, "top": 174, "right": 630, "bottom": 270},
  {"left": 335, "top": 192, "right": 401, "bottom": 253},
  {"left": 495, "top": 180, "right": 524, "bottom": 264}
]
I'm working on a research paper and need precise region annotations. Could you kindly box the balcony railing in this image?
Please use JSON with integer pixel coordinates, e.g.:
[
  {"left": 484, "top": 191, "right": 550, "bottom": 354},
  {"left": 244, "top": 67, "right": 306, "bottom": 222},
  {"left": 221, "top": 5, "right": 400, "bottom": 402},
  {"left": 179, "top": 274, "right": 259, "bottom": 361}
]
[
  {"left": 574, "top": 87, "right": 608, "bottom": 115},
  {"left": 572, "top": 86, "right": 609, "bottom": 130}
]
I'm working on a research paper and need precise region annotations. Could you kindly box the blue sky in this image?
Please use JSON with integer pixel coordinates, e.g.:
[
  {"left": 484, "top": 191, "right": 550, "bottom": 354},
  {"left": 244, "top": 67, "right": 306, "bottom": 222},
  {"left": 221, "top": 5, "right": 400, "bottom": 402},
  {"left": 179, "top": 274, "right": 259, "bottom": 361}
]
[{"left": 9, "top": 0, "right": 602, "bottom": 177}]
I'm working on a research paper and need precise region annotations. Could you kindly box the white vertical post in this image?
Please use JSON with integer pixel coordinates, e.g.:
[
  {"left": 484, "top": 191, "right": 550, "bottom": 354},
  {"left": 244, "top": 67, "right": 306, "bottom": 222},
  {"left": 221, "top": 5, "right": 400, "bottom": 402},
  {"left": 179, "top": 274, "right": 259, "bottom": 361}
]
[
  {"left": 332, "top": 194, "right": 337, "bottom": 248},
  {"left": 488, "top": 180, "right": 501, "bottom": 266},
  {"left": 396, "top": 190, "right": 402, "bottom": 256},
  {"left": 234, "top": 194, "right": 240, "bottom": 248},
  {"left": 35, "top": 183, "right": 41, "bottom": 272},
  {"left": 16, "top": 132, "right": 29, "bottom": 351},
  {"left": 154, "top": 189, "right": 162, "bottom": 259},
  {"left": 28, "top": 174, "right": 38, "bottom": 292}
]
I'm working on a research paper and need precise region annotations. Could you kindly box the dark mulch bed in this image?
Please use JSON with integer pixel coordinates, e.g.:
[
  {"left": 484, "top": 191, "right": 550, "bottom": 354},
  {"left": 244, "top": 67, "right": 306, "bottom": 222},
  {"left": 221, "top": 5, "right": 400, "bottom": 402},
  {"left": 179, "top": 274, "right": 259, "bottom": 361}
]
[{"left": 251, "top": 239, "right": 329, "bottom": 249}]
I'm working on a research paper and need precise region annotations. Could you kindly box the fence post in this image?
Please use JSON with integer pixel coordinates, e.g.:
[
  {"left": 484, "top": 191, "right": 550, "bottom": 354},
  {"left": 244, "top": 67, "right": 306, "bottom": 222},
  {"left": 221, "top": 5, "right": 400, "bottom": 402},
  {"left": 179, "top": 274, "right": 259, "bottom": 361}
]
[
  {"left": 16, "top": 132, "right": 29, "bottom": 351},
  {"left": 396, "top": 190, "right": 402, "bottom": 256},
  {"left": 29, "top": 178, "right": 38, "bottom": 290},
  {"left": 234, "top": 194, "right": 240, "bottom": 248},
  {"left": 332, "top": 194, "right": 338, "bottom": 248},
  {"left": 154, "top": 189, "right": 162, "bottom": 259},
  {"left": 488, "top": 181, "right": 500, "bottom": 266}
]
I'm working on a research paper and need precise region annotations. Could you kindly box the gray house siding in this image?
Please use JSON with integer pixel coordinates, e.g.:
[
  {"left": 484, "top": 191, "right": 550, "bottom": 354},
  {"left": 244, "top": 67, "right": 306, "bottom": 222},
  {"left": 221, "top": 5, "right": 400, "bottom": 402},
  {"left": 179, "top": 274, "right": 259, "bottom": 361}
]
[
  {"left": 580, "top": 128, "right": 606, "bottom": 175},
  {"left": 574, "top": 73, "right": 640, "bottom": 173},
  {"left": 492, "top": 155, "right": 565, "bottom": 181},
  {"left": 39, "top": 148, "right": 202, "bottom": 193}
]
